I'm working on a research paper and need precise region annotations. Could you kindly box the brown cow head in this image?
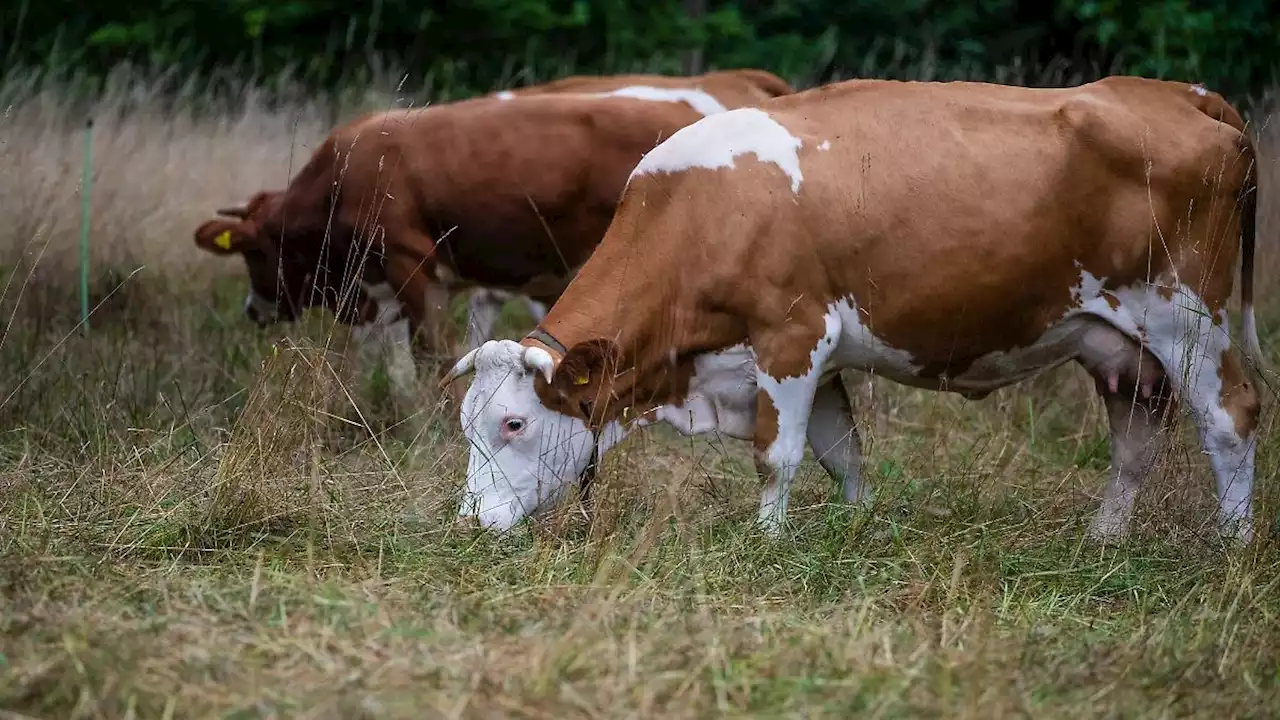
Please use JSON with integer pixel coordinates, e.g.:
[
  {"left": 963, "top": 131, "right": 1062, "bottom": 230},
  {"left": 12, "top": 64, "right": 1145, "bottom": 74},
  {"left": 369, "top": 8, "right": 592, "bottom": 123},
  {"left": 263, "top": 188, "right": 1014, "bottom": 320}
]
[{"left": 193, "top": 190, "right": 358, "bottom": 326}]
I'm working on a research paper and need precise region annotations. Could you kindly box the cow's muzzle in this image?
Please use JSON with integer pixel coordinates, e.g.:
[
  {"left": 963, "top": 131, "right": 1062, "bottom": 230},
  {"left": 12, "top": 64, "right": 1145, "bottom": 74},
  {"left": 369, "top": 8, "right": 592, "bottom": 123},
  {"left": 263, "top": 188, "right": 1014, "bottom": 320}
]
[{"left": 243, "top": 292, "right": 284, "bottom": 327}]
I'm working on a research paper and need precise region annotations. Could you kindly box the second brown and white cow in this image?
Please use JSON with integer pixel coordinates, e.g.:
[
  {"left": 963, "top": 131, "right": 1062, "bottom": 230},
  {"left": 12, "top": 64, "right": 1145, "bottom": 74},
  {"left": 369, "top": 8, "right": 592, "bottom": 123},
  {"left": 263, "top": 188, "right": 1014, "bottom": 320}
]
[
  {"left": 444, "top": 76, "right": 1265, "bottom": 543},
  {"left": 193, "top": 69, "right": 794, "bottom": 407}
]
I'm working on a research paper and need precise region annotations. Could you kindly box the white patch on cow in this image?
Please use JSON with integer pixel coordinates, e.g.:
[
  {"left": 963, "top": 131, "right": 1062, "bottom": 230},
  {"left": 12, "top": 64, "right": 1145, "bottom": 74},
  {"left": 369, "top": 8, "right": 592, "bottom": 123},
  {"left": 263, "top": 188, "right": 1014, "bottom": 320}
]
[
  {"left": 585, "top": 86, "right": 728, "bottom": 117},
  {"left": 1192, "top": 85, "right": 1209, "bottom": 96},
  {"left": 496, "top": 91, "right": 515, "bottom": 100},
  {"left": 754, "top": 312, "right": 843, "bottom": 534},
  {"left": 818, "top": 140, "right": 831, "bottom": 151},
  {"left": 655, "top": 344, "right": 757, "bottom": 439},
  {"left": 1071, "top": 263, "right": 1107, "bottom": 303},
  {"left": 826, "top": 297, "right": 923, "bottom": 378},
  {"left": 630, "top": 107, "right": 806, "bottom": 194},
  {"left": 352, "top": 281, "right": 418, "bottom": 406}
]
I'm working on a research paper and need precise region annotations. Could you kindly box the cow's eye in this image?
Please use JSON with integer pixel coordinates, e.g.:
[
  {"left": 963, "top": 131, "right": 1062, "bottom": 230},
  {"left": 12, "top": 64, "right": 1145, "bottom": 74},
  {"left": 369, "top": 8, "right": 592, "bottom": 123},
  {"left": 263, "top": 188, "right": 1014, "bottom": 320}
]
[{"left": 501, "top": 417, "right": 526, "bottom": 438}]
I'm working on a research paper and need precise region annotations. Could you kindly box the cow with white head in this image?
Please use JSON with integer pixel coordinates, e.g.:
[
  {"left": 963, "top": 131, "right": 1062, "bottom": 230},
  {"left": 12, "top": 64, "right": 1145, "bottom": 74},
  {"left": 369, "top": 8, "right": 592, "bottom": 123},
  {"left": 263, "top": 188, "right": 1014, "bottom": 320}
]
[
  {"left": 444, "top": 76, "right": 1265, "bottom": 545},
  {"left": 443, "top": 334, "right": 865, "bottom": 531}
]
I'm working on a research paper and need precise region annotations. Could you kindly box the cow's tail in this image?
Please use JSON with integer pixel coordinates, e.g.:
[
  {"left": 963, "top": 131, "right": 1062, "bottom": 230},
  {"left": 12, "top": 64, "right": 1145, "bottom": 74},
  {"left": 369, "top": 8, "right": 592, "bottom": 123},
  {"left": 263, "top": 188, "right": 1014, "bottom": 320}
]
[
  {"left": 1240, "top": 157, "right": 1265, "bottom": 370},
  {"left": 1189, "top": 84, "right": 1265, "bottom": 370}
]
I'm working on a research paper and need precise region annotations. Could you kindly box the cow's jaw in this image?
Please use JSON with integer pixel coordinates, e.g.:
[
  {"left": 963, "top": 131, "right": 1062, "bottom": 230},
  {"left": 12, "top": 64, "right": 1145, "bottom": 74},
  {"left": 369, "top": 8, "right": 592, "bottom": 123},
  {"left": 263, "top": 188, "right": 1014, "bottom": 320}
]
[{"left": 243, "top": 290, "right": 279, "bottom": 325}]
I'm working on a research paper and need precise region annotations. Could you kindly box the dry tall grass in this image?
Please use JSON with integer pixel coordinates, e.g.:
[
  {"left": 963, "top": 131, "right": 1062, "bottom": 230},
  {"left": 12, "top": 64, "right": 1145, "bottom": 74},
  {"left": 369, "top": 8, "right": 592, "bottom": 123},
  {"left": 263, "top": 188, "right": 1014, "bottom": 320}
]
[{"left": 0, "top": 67, "right": 1278, "bottom": 718}]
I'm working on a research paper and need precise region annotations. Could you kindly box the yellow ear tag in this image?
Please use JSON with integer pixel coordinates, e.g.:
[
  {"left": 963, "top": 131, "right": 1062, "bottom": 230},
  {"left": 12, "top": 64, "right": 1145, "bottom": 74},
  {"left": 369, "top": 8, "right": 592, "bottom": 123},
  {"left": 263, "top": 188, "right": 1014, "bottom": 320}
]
[
  {"left": 213, "top": 230, "right": 233, "bottom": 250},
  {"left": 573, "top": 374, "right": 589, "bottom": 385}
]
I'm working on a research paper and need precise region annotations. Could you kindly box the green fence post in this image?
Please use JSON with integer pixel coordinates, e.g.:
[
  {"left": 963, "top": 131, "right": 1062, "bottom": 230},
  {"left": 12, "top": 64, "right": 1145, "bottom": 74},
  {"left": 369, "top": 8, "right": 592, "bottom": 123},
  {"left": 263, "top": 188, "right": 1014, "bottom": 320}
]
[{"left": 80, "top": 118, "right": 93, "bottom": 335}]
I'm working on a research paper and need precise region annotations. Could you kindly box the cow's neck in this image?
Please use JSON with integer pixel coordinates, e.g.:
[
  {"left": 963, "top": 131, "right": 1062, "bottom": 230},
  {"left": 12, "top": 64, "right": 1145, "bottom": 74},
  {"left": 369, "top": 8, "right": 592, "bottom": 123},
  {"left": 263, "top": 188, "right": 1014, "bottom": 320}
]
[{"left": 532, "top": 240, "right": 744, "bottom": 427}]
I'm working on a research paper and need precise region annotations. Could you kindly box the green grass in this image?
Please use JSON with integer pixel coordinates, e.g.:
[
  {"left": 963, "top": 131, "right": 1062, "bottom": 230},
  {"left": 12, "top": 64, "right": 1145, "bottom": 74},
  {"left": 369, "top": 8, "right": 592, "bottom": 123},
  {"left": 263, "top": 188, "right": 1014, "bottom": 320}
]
[{"left": 0, "top": 65, "right": 1278, "bottom": 718}]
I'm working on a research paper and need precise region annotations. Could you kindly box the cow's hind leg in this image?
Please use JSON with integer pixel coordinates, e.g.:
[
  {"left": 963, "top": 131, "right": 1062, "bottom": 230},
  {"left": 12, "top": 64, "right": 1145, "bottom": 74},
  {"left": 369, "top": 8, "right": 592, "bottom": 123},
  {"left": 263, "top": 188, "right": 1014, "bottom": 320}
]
[
  {"left": 385, "top": 246, "right": 465, "bottom": 408},
  {"left": 522, "top": 297, "right": 549, "bottom": 324},
  {"left": 1139, "top": 294, "right": 1261, "bottom": 543},
  {"left": 464, "top": 289, "right": 504, "bottom": 353},
  {"left": 752, "top": 311, "right": 842, "bottom": 536},
  {"left": 1088, "top": 387, "right": 1175, "bottom": 541},
  {"left": 1076, "top": 321, "right": 1174, "bottom": 540},
  {"left": 807, "top": 375, "right": 868, "bottom": 506}
]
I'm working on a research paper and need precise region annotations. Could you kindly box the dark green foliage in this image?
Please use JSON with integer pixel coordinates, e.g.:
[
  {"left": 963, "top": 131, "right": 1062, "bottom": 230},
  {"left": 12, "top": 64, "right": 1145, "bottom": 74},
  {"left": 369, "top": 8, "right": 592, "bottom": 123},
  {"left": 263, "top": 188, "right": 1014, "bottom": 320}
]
[{"left": 2, "top": 1, "right": 1277, "bottom": 102}]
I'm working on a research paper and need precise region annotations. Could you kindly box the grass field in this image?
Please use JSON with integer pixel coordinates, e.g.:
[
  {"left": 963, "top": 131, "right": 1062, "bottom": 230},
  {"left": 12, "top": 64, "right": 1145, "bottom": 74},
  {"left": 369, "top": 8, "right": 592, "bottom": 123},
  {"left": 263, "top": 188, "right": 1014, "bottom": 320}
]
[{"left": 1, "top": 67, "right": 1279, "bottom": 718}]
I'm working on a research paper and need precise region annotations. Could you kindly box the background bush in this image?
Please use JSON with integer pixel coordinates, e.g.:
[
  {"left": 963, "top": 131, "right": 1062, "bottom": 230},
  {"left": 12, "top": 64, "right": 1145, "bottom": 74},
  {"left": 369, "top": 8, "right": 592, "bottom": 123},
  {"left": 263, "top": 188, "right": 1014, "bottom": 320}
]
[{"left": 4, "top": 0, "right": 1277, "bottom": 104}]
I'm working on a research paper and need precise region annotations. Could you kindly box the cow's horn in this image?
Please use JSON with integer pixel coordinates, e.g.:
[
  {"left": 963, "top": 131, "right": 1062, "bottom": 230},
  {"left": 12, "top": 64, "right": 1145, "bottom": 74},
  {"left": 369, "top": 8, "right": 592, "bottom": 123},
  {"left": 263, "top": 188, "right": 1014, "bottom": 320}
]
[
  {"left": 216, "top": 204, "right": 250, "bottom": 219},
  {"left": 439, "top": 347, "right": 481, "bottom": 387},
  {"left": 522, "top": 346, "right": 555, "bottom": 383}
]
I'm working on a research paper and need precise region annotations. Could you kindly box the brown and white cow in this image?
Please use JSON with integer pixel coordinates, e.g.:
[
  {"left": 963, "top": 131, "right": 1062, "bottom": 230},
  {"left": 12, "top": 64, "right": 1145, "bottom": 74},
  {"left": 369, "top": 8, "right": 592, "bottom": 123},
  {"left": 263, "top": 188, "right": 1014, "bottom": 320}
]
[
  {"left": 444, "top": 76, "right": 1265, "bottom": 543},
  {"left": 192, "top": 69, "right": 794, "bottom": 406}
]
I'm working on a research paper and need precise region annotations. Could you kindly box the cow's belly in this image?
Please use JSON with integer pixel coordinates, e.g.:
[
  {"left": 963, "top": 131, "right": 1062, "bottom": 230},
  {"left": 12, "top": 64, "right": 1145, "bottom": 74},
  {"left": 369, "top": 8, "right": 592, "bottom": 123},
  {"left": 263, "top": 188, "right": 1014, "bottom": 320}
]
[{"left": 825, "top": 298, "right": 1096, "bottom": 396}]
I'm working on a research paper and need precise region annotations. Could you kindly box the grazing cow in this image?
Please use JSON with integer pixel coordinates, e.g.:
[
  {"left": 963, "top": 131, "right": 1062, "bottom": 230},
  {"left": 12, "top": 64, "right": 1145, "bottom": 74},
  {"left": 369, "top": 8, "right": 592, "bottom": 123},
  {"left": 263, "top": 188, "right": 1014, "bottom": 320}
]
[
  {"left": 444, "top": 76, "right": 1265, "bottom": 543},
  {"left": 192, "top": 69, "right": 794, "bottom": 408}
]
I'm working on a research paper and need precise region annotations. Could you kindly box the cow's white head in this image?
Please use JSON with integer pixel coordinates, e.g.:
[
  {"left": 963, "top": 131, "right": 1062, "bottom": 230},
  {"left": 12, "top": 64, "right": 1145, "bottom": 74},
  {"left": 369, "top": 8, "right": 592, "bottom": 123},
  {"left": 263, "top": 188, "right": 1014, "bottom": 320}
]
[{"left": 442, "top": 339, "right": 620, "bottom": 531}]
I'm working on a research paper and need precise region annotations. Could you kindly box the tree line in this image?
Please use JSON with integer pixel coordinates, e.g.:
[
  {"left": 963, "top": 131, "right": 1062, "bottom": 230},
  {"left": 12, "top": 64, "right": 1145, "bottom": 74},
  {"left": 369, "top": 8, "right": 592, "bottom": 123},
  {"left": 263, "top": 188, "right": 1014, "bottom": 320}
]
[{"left": 3, "top": 0, "right": 1276, "bottom": 104}]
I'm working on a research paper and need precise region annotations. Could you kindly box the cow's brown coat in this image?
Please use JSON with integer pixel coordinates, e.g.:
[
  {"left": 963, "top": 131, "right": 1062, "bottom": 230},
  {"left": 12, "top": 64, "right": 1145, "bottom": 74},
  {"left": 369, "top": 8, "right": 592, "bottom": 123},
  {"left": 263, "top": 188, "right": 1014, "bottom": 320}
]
[
  {"left": 521, "top": 77, "right": 1260, "bottom": 457},
  {"left": 193, "top": 69, "right": 795, "bottom": 362},
  {"left": 499, "top": 68, "right": 794, "bottom": 107}
]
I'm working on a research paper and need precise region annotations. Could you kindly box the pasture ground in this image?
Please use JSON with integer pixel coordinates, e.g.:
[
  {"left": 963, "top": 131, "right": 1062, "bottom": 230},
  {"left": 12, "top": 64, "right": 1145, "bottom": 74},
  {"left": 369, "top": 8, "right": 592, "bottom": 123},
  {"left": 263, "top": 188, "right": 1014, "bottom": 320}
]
[{"left": 1, "top": 70, "right": 1279, "bottom": 719}]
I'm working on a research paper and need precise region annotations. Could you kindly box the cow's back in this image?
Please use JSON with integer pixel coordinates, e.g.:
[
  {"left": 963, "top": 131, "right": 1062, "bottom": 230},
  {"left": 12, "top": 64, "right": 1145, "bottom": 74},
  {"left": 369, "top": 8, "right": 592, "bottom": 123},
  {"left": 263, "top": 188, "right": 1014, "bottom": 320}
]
[
  {"left": 332, "top": 94, "right": 709, "bottom": 288},
  {"left": 616, "top": 76, "right": 1252, "bottom": 362},
  {"left": 502, "top": 68, "right": 794, "bottom": 110},
  {"left": 700, "top": 68, "right": 795, "bottom": 103}
]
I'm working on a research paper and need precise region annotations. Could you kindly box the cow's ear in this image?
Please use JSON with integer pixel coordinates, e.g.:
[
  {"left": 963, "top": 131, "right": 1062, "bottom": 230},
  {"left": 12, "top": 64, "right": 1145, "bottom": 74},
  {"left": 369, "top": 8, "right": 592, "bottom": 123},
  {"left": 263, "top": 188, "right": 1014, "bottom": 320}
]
[
  {"left": 546, "top": 338, "right": 622, "bottom": 416},
  {"left": 552, "top": 339, "right": 618, "bottom": 386},
  {"left": 218, "top": 190, "right": 278, "bottom": 219},
  {"left": 194, "top": 218, "right": 256, "bottom": 256}
]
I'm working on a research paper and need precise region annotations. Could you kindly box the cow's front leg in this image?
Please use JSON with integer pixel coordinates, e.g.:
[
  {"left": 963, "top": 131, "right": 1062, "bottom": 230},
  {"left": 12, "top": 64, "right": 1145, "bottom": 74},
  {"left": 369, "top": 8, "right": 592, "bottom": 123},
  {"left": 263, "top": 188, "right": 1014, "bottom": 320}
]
[
  {"left": 752, "top": 309, "right": 843, "bottom": 537},
  {"left": 385, "top": 248, "right": 464, "bottom": 406},
  {"left": 344, "top": 275, "right": 420, "bottom": 419},
  {"left": 384, "top": 251, "right": 457, "bottom": 357}
]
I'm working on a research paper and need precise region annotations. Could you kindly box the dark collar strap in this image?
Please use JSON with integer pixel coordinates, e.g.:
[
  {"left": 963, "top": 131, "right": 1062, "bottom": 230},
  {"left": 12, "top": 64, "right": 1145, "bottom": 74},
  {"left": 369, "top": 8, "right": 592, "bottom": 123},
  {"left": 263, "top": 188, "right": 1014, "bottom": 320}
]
[
  {"left": 525, "top": 326, "right": 568, "bottom": 355},
  {"left": 579, "top": 432, "right": 600, "bottom": 512}
]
